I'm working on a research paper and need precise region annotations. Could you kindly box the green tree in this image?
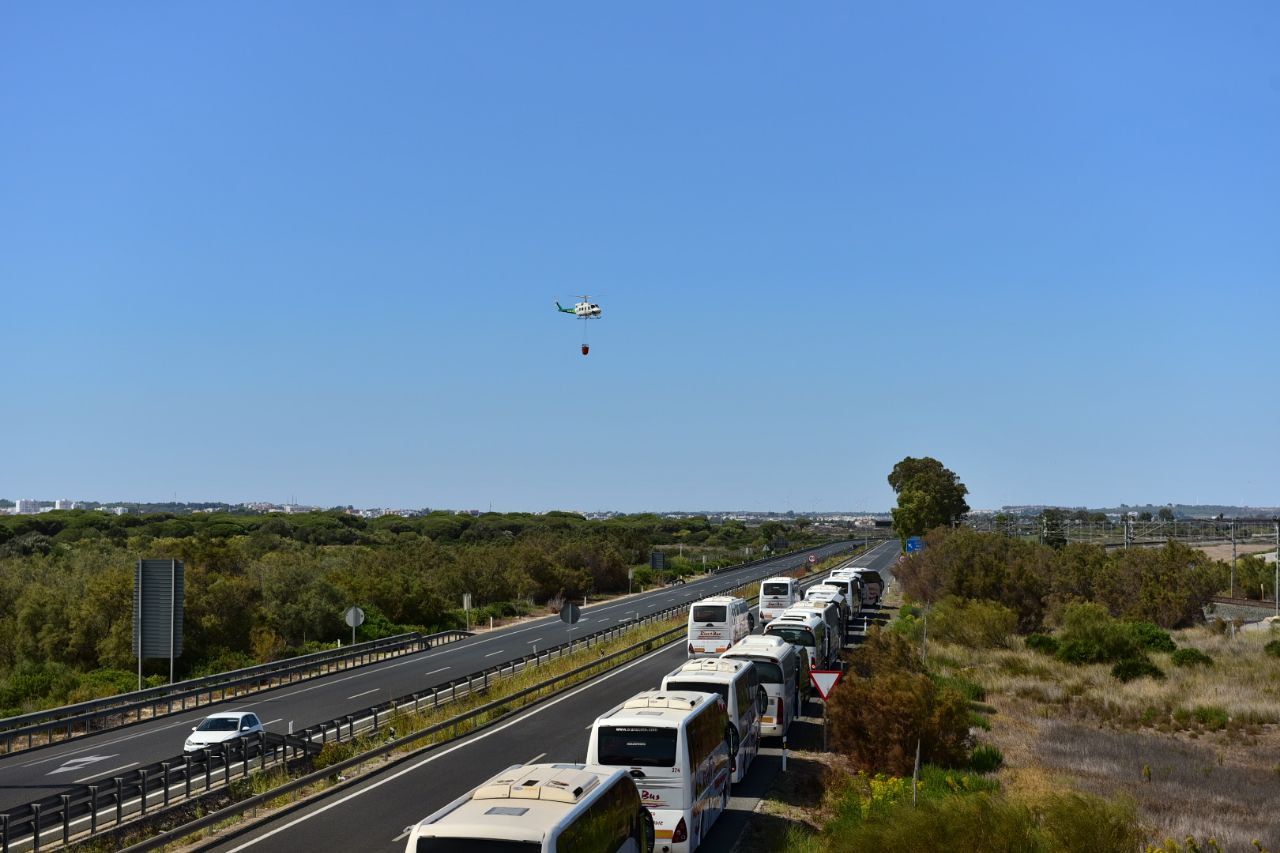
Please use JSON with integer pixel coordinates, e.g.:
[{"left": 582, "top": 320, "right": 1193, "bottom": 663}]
[
  {"left": 1156, "top": 507, "right": 1174, "bottom": 522},
  {"left": 888, "top": 457, "right": 970, "bottom": 540}
]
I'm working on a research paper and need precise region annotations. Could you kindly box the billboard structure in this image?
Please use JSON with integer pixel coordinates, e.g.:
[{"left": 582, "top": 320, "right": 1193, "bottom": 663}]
[{"left": 134, "top": 559, "right": 185, "bottom": 687}]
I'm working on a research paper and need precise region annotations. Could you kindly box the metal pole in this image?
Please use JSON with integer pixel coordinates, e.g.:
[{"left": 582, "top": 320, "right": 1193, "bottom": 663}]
[
  {"left": 1230, "top": 522, "right": 1237, "bottom": 598},
  {"left": 169, "top": 560, "right": 176, "bottom": 685},
  {"left": 1274, "top": 521, "right": 1278, "bottom": 617},
  {"left": 137, "top": 565, "right": 143, "bottom": 691}
]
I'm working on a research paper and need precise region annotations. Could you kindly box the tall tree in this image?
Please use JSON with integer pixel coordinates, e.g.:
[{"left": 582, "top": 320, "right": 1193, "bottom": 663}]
[{"left": 887, "top": 456, "right": 970, "bottom": 540}]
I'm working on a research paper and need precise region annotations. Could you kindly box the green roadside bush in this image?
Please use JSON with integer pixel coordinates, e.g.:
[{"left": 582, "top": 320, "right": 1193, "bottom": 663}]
[
  {"left": 1054, "top": 603, "right": 1177, "bottom": 668},
  {"left": 929, "top": 597, "right": 1019, "bottom": 649},
  {"left": 969, "top": 743, "right": 1005, "bottom": 774},
  {"left": 1264, "top": 639, "right": 1280, "bottom": 658},
  {"left": 1111, "top": 657, "right": 1165, "bottom": 683},
  {"left": 1025, "top": 633, "right": 1058, "bottom": 655},
  {"left": 1170, "top": 648, "right": 1213, "bottom": 668},
  {"left": 827, "top": 670, "right": 973, "bottom": 775}
]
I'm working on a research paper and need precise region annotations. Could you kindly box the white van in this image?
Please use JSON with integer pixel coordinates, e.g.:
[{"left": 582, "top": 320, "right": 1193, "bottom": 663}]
[
  {"left": 687, "top": 596, "right": 751, "bottom": 658},
  {"left": 757, "top": 577, "right": 800, "bottom": 622},
  {"left": 402, "top": 762, "right": 654, "bottom": 853},
  {"left": 765, "top": 609, "right": 830, "bottom": 670},
  {"left": 587, "top": 690, "right": 734, "bottom": 853},
  {"left": 661, "top": 658, "right": 766, "bottom": 786},
  {"left": 721, "top": 635, "right": 802, "bottom": 739}
]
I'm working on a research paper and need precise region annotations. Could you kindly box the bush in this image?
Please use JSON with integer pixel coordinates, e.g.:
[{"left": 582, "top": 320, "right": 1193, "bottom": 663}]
[
  {"left": 929, "top": 597, "right": 1019, "bottom": 649},
  {"left": 828, "top": 671, "right": 973, "bottom": 775},
  {"left": 1111, "top": 657, "right": 1165, "bottom": 683},
  {"left": 849, "top": 628, "right": 927, "bottom": 679},
  {"left": 1124, "top": 621, "right": 1177, "bottom": 653},
  {"left": 969, "top": 743, "right": 1004, "bottom": 773},
  {"left": 1265, "top": 639, "right": 1280, "bottom": 659},
  {"left": 1192, "top": 705, "right": 1229, "bottom": 731},
  {"left": 1025, "top": 633, "right": 1059, "bottom": 655},
  {"left": 1170, "top": 648, "right": 1213, "bottom": 668}
]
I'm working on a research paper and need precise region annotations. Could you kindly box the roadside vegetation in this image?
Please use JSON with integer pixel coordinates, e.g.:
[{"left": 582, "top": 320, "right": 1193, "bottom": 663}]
[{"left": 0, "top": 508, "right": 834, "bottom": 715}]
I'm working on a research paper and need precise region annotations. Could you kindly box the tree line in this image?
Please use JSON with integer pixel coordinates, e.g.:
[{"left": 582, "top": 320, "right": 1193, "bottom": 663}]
[{"left": 0, "top": 510, "right": 824, "bottom": 715}]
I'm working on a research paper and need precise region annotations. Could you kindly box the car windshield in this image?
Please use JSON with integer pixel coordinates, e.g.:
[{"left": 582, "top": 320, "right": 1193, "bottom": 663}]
[
  {"left": 196, "top": 717, "right": 241, "bottom": 732},
  {"left": 596, "top": 725, "right": 678, "bottom": 767},
  {"left": 762, "top": 583, "right": 790, "bottom": 596},
  {"left": 691, "top": 605, "right": 727, "bottom": 623},
  {"left": 766, "top": 626, "right": 815, "bottom": 647}
]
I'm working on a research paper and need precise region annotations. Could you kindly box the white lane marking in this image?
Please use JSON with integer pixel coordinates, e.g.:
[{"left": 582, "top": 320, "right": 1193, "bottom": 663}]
[
  {"left": 425, "top": 667, "right": 449, "bottom": 676},
  {"left": 347, "top": 689, "right": 379, "bottom": 700},
  {"left": 20, "top": 717, "right": 197, "bottom": 768},
  {"left": 484, "top": 650, "right": 504, "bottom": 658},
  {"left": 263, "top": 718, "right": 282, "bottom": 726},
  {"left": 74, "top": 761, "right": 138, "bottom": 783},
  {"left": 222, "top": 642, "right": 680, "bottom": 851},
  {"left": 393, "top": 825, "right": 415, "bottom": 843},
  {"left": 526, "top": 639, "right": 541, "bottom": 645},
  {"left": 526, "top": 752, "right": 547, "bottom": 764},
  {"left": 48, "top": 754, "right": 118, "bottom": 776}
]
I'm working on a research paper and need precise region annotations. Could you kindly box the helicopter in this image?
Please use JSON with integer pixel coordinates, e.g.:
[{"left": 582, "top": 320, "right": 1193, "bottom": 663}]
[
  {"left": 555, "top": 296, "right": 602, "bottom": 355},
  {"left": 555, "top": 298, "right": 602, "bottom": 319}
]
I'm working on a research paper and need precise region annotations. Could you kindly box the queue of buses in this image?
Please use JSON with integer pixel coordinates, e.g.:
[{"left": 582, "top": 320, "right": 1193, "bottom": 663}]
[{"left": 402, "top": 566, "right": 883, "bottom": 853}]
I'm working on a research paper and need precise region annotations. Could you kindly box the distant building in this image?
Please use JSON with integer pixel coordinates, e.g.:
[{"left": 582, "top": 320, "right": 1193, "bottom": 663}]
[
  {"left": 15, "top": 499, "right": 40, "bottom": 515},
  {"left": 54, "top": 499, "right": 76, "bottom": 510}
]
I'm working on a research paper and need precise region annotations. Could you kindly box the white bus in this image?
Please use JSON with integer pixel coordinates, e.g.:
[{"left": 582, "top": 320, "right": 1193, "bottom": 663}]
[
  {"left": 686, "top": 596, "right": 751, "bottom": 658},
  {"left": 823, "top": 573, "right": 864, "bottom": 619},
  {"left": 587, "top": 690, "right": 735, "bottom": 853},
  {"left": 660, "top": 658, "right": 766, "bottom": 785},
  {"left": 757, "top": 577, "right": 800, "bottom": 622},
  {"left": 850, "top": 568, "right": 884, "bottom": 604},
  {"left": 402, "top": 762, "right": 655, "bottom": 853},
  {"left": 721, "top": 635, "right": 803, "bottom": 739},
  {"left": 765, "top": 609, "right": 832, "bottom": 670},
  {"left": 787, "top": 599, "right": 845, "bottom": 658}
]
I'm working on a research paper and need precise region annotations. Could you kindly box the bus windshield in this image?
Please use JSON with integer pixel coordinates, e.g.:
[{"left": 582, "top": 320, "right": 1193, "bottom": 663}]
[
  {"left": 596, "top": 726, "right": 678, "bottom": 767},
  {"left": 691, "top": 605, "right": 727, "bottom": 623},
  {"left": 766, "top": 626, "right": 814, "bottom": 647},
  {"left": 664, "top": 680, "right": 728, "bottom": 704}
]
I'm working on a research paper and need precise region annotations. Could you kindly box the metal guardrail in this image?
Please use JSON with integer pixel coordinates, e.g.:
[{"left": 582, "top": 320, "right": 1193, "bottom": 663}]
[
  {"left": 0, "top": 630, "right": 471, "bottom": 757},
  {"left": 0, "top": 542, "right": 864, "bottom": 853}
]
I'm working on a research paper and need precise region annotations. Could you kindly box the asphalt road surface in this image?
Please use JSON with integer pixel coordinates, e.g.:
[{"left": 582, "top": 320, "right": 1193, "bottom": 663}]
[
  {"left": 0, "top": 540, "right": 869, "bottom": 812},
  {"left": 195, "top": 540, "right": 900, "bottom": 853}
]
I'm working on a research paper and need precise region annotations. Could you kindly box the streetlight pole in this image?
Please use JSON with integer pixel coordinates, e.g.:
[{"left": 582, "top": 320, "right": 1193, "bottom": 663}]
[{"left": 1230, "top": 521, "right": 1236, "bottom": 598}]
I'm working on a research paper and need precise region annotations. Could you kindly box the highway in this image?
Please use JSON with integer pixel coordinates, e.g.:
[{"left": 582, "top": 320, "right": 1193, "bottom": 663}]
[
  {"left": 195, "top": 540, "right": 901, "bottom": 853},
  {"left": 0, "top": 540, "right": 865, "bottom": 812}
]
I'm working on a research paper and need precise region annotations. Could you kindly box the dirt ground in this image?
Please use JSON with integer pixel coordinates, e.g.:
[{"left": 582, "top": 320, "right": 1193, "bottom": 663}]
[{"left": 1196, "top": 541, "right": 1276, "bottom": 562}]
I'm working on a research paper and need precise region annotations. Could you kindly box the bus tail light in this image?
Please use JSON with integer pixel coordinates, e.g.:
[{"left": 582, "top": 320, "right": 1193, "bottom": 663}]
[
  {"left": 672, "top": 817, "right": 688, "bottom": 844},
  {"left": 688, "top": 644, "right": 696, "bottom": 655},
  {"left": 777, "top": 697, "right": 784, "bottom": 723}
]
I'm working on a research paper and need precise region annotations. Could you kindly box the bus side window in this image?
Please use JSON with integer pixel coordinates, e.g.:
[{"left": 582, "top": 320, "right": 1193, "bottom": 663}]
[{"left": 554, "top": 777, "right": 632, "bottom": 852}]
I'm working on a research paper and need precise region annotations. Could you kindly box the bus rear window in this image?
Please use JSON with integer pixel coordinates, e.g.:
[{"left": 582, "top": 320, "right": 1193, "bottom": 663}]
[
  {"left": 762, "top": 583, "right": 790, "bottom": 597},
  {"left": 596, "top": 726, "right": 678, "bottom": 767},
  {"left": 416, "top": 840, "right": 539, "bottom": 852},
  {"left": 766, "top": 626, "right": 815, "bottom": 647},
  {"left": 664, "top": 680, "right": 729, "bottom": 704},
  {"left": 740, "top": 660, "right": 782, "bottom": 683},
  {"left": 692, "top": 605, "right": 727, "bottom": 623}
]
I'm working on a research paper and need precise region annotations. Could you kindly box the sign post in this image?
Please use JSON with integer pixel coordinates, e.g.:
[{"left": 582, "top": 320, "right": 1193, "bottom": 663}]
[
  {"left": 343, "top": 606, "right": 365, "bottom": 646},
  {"left": 809, "top": 670, "right": 844, "bottom": 752},
  {"left": 134, "top": 559, "right": 185, "bottom": 689}
]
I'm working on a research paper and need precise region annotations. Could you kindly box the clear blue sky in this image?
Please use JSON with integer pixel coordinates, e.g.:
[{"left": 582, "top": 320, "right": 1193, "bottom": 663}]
[{"left": 3, "top": 3, "right": 1277, "bottom": 512}]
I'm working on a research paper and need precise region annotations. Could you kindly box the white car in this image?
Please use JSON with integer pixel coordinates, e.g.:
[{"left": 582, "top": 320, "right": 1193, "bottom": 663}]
[{"left": 184, "top": 711, "right": 264, "bottom": 753}]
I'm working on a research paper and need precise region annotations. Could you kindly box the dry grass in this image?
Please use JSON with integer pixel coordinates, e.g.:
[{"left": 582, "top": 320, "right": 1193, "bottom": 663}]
[{"left": 932, "top": 625, "right": 1280, "bottom": 849}]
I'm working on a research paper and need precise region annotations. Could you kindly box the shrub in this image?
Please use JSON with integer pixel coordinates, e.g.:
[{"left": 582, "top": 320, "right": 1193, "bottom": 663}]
[
  {"left": 929, "top": 597, "right": 1019, "bottom": 649},
  {"left": 828, "top": 671, "right": 973, "bottom": 775},
  {"left": 1264, "top": 639, "right": 1280, "bottom": 659},
  {"left": 1170, "top": 648, "right": 1213, "bottom": 668},
  {"left": 969, "top": 743, "right": 1004, "bottom": 774},
  {"left": 1111, "top": 657, "right": 1165, "bottom": 683},
  {"left": 1025, "top": 633, "right": 1059, "bottom": 655},
  {"left": 933, "top": 674, "right": 986, "bottom": 703},
  {"left": 849, "top": 628, "right": 926, "bottom": 679},
  {"left": 1191, "top": 705, "right": 1229, "bottom": 731},
  {"left": 1057, "top": 604, "right": 1141, "bottom": 664},
  {"left": 1124, "top": 621, "right": 1177, "bottom": 653}
]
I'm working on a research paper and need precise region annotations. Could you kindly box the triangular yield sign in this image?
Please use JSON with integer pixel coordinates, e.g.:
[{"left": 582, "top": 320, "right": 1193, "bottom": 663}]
[{"left": 810, "top": 669, "right": 843, "bottom": 700}]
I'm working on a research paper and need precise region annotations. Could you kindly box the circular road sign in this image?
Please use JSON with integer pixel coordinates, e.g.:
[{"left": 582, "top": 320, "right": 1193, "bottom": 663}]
[
  {"left": 343, "top": 606, "right": 365, "bottom": 629},
  {"left": 808, "top": 554, "right": 817, "bottom": 564},
  {"left": 560, "top": 602, "right": 581, "bottom": 625}
]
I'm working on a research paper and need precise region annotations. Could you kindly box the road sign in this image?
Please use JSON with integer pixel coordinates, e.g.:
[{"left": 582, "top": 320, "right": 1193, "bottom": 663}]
[
  {"left": 809, "top": 669, "right": 843, "bottom": 700},
  {"left": 343, "top": 606, "right": 365, "bottom": 628},
  {"left": 560, "top": 602, "right": 581, "bottom": 625},
  {"left": 808, "top": 554, "right": 817, "bottom": 564},
  {"left": 905, "top": 536, "right": 924, "bottom": 553}
]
